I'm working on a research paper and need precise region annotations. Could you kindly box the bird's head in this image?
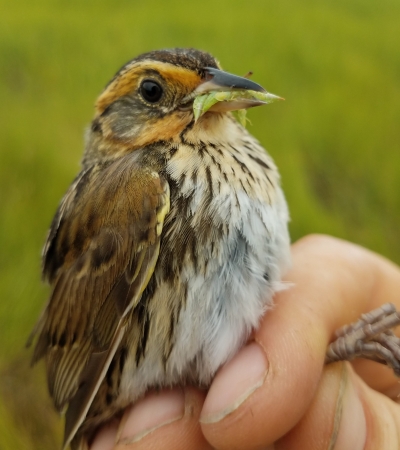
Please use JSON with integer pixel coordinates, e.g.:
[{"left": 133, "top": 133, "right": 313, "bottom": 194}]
[{"left": 85, "top": 48, "right": 269, "bottom": 163}]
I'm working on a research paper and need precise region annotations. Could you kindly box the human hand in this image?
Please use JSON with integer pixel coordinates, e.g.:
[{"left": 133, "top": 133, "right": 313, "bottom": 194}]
[{"left": 91, "top": 235, "right": 400, "bottom": 450}]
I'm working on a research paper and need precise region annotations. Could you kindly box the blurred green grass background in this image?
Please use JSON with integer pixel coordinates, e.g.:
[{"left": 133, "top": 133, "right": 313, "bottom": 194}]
[{"left": 1, "top": 0, "right": 399, "bottom": 448}]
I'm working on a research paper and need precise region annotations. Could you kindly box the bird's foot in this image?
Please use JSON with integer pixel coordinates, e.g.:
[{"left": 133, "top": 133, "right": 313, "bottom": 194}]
[{"left": 325, "top": 303, "right": 400, "bottom": 376}]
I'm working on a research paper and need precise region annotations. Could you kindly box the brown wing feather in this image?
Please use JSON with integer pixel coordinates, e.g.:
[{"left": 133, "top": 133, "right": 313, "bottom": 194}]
[{"left": 29, "top": 154, "right": 170, "bottom": 449}]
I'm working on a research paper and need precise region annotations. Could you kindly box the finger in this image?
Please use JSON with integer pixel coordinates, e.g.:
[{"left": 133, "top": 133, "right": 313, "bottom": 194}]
[
  {"left": 91, "top": 387, "right": 211, "bottom": 450},
  {"left": 276, "top": 362, "right": 400, "bottom": 450},
  {"left": 199, "top": 235, "right": 400, "bottom": 449},
  {"left": 275, "top": 363, "right": 367, "bottom": 450},
  {"left": 355, "top": 367, "right": 400, "bottom": 449},
  {"left": 290, "top": 235, "right": 400, "bottom": 392}
]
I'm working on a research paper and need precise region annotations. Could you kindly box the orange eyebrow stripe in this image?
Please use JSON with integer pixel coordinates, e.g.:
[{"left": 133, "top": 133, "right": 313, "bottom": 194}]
[
  {"left": 95, "top": 61, "right": 202, "bottom": 114},
  {"left": 159, "top": 63, "right": 201, "bottom": 88}
]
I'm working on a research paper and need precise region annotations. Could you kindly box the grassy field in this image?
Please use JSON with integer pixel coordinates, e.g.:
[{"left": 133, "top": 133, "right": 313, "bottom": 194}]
[{"left": 1, "top": 0, "right": 399, "bottom": 448}]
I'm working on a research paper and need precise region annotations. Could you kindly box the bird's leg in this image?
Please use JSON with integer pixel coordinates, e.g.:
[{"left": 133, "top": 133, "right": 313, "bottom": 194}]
[{"left": 325, "top": 303, "right": 400, "bottom": 376}]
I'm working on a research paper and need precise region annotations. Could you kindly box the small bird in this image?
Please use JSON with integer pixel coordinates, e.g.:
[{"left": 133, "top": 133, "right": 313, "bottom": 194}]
[
  {"left": 30, "top": 48, "right": 291, "bottom": 449},
  {"left": 30, "top": 48, "right": 400, "bottom": 449}
]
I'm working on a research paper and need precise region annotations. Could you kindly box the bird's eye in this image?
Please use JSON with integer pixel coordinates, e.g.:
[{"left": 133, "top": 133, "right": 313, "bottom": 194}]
[{"left": 140, "top": 80, "right": 163, "bottom": 103}]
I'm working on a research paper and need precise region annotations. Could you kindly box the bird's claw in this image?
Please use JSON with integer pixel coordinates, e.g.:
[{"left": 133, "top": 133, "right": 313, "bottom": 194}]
[{"left": 325, "top": 303, "right": 400, "bottom": 376}]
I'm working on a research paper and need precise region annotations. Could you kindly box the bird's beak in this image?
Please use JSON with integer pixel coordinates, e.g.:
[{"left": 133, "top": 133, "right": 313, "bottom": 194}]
[
  {"left": 197, "top": 67, "right": 266, "bottom": 94},
  {"left": 192, "top": 67, "right": 278, "bottom": 112}
]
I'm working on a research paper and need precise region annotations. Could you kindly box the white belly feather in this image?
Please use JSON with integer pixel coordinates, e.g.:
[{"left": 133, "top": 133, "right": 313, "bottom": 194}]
[{"left": 120, "top": 119, "right": 291, "bottom": 403}]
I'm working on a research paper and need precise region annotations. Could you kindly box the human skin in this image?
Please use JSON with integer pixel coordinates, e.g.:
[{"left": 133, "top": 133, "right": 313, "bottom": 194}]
[{"left": 90, "top": 234, "right": 400, "bottom": 450}]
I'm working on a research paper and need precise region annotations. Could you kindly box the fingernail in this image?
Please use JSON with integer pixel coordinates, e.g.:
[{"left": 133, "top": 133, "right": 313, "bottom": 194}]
[
  {"left": 116, "top": 388, "right": 185, "bottom": 444},
  {"left": 331, "top": 368, "right": 366, "bottom": 450},
  {"left": 200, "top": 342, "right": 269, "bottom": 423}
]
